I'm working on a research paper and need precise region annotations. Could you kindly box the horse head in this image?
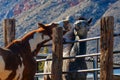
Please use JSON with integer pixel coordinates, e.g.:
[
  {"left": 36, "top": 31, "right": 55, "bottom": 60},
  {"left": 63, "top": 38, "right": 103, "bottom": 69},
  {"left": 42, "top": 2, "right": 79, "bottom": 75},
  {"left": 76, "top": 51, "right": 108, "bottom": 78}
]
[
  {"left": 69, "top": 17, "right": 92, "bottom": 59},
  {"left": 73, "top": 17, "right": 92, "bottom": 38},
  {"left": 64, "top": 17, "right": 92, "bottom": 80},
  {"left": 38, "top": 23, "right": 55, "bottom": 39},
  {"left": 38, "top": 18, "right": 73, "bottom": 39},
  {"left": 53, "top": 16, "right": 74, "bottom": 32}
]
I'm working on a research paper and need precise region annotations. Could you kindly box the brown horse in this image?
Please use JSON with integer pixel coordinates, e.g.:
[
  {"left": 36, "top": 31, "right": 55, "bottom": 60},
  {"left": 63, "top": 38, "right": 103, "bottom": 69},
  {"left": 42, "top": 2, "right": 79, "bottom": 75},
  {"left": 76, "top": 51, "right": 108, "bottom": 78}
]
[
  {"left": 44, "top": 17, "right": 92, "bottom": 80},
  {"left": 0, "top": 21, "right": 72, "bottom": 80}
]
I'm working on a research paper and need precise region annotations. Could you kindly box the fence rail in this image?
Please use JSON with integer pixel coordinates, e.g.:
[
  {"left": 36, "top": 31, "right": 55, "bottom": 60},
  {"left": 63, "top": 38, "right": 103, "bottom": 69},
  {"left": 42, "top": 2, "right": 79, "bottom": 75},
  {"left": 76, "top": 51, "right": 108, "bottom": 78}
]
[
  {"left": 3, "top": 16, "right": 120, "bottom": 80},
  {"left": 42, "top": 33, "right": 120, "bottom": 47},
  {"left": 35, "top": 68, "right": 100, "bottom": 76},
  {"left": 36, "top": 16, "right": 116, "bottom": 80}
]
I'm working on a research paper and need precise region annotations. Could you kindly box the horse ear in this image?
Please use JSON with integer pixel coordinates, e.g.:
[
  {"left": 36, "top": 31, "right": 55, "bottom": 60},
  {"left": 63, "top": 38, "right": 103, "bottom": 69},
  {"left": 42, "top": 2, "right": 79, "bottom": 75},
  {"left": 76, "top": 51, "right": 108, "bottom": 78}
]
[
  {"left": 38, "top": 23, "right": 46, "bottom": 29},
  {"left": 87, "top": 18, "right": 92, "bottom": 24}
]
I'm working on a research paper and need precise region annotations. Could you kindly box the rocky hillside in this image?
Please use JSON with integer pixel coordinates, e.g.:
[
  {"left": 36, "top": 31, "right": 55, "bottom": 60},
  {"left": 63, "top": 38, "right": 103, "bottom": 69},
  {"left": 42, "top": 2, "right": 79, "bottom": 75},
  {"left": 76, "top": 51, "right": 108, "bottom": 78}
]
[
  {"left": 0, "top": 0, "right": 119, "bottom": 55},
  {"left": 88, "top": 0, "right": 120, "bottom": 53}
]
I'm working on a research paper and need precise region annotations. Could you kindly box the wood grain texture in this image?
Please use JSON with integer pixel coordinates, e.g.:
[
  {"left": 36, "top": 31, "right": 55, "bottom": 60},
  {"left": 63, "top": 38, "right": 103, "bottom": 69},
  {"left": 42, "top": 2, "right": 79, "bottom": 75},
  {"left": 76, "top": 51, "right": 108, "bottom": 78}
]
[
  {"left": 100, "top": 16, "right": 114, "bottom": 80},
  {"left": 52, "top": 27, "right": 63, "bottom": 80},
  {"left": 3, "top": 19, "right": 15, "bottom": 46}
]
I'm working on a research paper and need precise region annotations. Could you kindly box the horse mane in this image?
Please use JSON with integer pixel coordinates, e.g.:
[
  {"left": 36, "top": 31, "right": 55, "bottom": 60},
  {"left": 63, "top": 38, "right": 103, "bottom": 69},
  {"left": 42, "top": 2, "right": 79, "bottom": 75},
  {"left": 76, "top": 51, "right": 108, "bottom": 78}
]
[
  {"left": 5, "top": 39, "right": 21, "bottom": 48},
  {"left": 6, "top": 28, "right": 45, "bottom": 49},
  {"left": 21, "top": 28, "right": 45, "bottom": 41}
]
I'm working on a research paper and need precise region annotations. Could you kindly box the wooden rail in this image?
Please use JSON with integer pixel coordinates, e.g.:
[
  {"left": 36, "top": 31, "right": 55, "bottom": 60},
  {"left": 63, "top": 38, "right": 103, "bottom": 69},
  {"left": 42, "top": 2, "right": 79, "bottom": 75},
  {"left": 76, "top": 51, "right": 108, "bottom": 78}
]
[
  {"left": 52, "top": 27, "right": 63, "bottom": 80},
  {"left": 3, "top": 19, "right": 15, "bottom": 46},
  {"left": 100, "top": 16, "right": 114, "bottom": 80}
]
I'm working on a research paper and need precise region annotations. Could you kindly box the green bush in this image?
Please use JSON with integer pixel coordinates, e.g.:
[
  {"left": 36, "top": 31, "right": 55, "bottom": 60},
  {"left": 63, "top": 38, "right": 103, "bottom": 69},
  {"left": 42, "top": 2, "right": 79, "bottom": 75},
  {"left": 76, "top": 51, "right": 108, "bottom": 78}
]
[
  {"left": 37, "top": 47, "right": 48, "bottom": 72},
  {"left": 38, "top": 62, "right": 45, "bottom": 72}
]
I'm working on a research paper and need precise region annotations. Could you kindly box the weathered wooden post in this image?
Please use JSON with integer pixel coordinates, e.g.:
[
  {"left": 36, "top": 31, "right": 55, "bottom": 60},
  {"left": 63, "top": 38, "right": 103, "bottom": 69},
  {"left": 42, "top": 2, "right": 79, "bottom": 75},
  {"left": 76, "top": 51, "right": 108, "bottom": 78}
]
[
  {"left": 52, "top": 27, "right": 63, "bottom": 80},
  {"left": 100, "top": 16, "right": 114, "bottom": 80},
  {"left": 3, "top": 19, "right": 15, "bottom": 46}
]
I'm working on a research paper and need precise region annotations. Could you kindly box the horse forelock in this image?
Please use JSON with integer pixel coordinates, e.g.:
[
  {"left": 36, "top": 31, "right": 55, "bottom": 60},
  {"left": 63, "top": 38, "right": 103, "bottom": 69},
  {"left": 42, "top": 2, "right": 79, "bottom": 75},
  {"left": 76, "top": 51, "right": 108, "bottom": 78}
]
[{"left": 74, "top": 19, "right": 88, "bottom": 25}]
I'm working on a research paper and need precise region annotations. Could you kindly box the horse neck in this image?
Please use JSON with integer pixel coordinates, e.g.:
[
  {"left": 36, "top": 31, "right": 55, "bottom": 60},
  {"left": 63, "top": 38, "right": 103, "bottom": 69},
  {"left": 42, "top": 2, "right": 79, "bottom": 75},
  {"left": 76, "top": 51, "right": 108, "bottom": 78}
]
[
  {"left": 22, "top": 31, "right": 51, "bottom": 56},
  {"left": 6, "top": 40, "right": 32, "bottom": 57},
  {"left": 79, "top": 35, "right": 87, "bottom": 55},
  {"left": 7, "top": 31, "right": 51, "bottom": 57},
  {"left": 69, "top": 34, "right": 87, "bottom": 57},
  {"left": 63, "top": 28, "right": 75, "bottom": 57}
]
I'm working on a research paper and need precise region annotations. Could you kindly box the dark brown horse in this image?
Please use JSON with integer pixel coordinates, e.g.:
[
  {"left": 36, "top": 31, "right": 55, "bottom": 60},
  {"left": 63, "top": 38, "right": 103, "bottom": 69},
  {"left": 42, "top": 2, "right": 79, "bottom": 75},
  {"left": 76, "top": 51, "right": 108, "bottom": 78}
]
[
  {"left": 44, "top": 17, "right": 92, "bottom": 80},
  {"left": 0, "top": 20, "right": 72, "bottom": 80}
]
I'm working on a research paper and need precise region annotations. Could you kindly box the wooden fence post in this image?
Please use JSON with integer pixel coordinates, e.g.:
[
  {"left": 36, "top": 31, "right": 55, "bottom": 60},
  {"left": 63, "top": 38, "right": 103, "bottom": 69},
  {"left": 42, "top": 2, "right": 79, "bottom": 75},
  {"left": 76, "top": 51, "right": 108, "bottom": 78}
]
[
  {"left": 3, "top": 19, "right": 15, "bottom": 46},
  {"left": 52, "top": 27, "right": 63, "bottom": 80},
  {"left": 100, "top": 16, "right": 114, "bottom": 80}
]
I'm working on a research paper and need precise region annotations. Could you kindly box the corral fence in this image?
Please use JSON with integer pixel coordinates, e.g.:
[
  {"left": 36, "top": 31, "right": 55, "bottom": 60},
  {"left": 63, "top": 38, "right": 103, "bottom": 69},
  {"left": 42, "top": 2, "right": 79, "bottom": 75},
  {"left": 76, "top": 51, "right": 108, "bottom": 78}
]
[{"left": 3, "top": 16, "right": 120, "bottom": 80}]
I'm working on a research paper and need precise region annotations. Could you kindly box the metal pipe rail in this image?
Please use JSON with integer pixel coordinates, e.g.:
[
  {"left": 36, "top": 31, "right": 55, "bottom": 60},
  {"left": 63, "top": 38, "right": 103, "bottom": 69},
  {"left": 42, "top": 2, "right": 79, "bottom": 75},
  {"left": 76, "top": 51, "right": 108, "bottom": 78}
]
[
  {"left": 36, "top": 53, "right": 101, "bottom": 62},
  {"left": 35, "top": 33, "right": 120, "bottom": 78},
  {"left": 35, "top": 68, "right": 100, "bottom": 76},
  {"left": 35, "top": 67, "right": 120, "bottom": 76},
  {"left": 42, "top": 36, "right": 100, "bottom": 47},
  {"left": 86, "top": 59, "right": 120, "bottom": 66},
  {"left": 36, "top": 50, "right": 120, "bottom": 62},
  {"left": 42, "top": 33, "right": 120, "bottom": 47}
]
